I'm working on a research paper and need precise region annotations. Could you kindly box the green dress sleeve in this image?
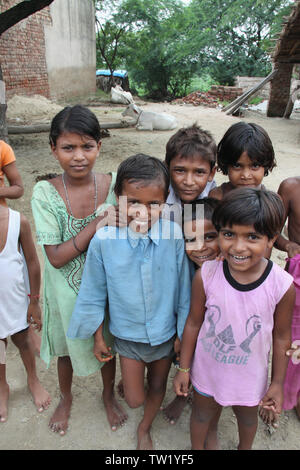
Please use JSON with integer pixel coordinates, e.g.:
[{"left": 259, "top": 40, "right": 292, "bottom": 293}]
[{"left": 31, "top": 181, "right": 62, "bottom": 245}]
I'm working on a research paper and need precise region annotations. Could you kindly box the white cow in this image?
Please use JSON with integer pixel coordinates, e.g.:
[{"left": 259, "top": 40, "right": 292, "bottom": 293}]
[
  {"left": 122, "top": 103, "right": 177, "bottom": 131},
  {"left": 111, "top": 85, "right": 134, "bottom": 105}
]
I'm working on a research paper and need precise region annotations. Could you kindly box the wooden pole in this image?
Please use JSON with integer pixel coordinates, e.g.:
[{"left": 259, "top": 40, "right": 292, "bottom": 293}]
[
  {"left": 222, "top": 70, "right": 277, "bottom": 115},
  {"left": 8, "top": 120, "right": 136, "bottom": 134}
]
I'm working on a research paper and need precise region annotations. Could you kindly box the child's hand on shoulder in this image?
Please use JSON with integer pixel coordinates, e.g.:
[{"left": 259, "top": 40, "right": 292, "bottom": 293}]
[
  {"left": 27, "top": 302, "right": 42, "bottom": 331},
  {"left": 97, "top": 204, "right": 129, "bottom": 229}
]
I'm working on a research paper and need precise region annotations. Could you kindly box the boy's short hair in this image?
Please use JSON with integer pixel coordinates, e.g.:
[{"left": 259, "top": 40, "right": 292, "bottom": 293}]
[
  {"left": 165, "top": 124, "right": 217, "bottom": 170},
  {"left": 217, "top": 122, "right": 276, "bottom": 176},
  {"left": 183, "top": 198, "right": 220, "bottom": 223},
  {"left": 212, "top": 188, "right": 284, "bottom": 239},
  {"left": 114, "top": 153, "right": 170, "bottom": 199}
]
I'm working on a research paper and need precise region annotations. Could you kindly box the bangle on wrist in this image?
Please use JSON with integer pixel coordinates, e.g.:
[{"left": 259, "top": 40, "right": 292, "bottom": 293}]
[
  {"left": 72, "top": 236, "right": 84, "bottom": 254},
  {"left": 176, "top": 366, "right": 190, "bottom": 373},
  {"left": 28, "top": 294, "right": 40, "bottom": 299}
]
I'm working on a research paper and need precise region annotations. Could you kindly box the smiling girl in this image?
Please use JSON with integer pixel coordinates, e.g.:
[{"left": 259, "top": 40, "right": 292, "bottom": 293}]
[{"left": 174, "top": 188, "right": 295, "bottom": 450}]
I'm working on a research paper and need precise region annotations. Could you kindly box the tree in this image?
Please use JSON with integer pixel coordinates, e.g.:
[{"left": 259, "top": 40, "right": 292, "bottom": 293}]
[
  {"left": 95, "top": 0, "right": 294, "bottom": 97},
  {"left": 185, "top": 0, "right": 295, "bottom": 85},
  {"left": 0, "top": 0, "right": 55, "bottom": 140},
  {"left": 94, "top": 0, "right": 128, "bottom": 88},
  {"left": 113, "top": 0, "right": 196, "bottom": 99}
]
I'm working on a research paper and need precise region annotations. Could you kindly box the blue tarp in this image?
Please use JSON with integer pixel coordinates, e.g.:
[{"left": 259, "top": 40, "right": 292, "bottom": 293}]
[{"left": 96, "top": 69, "right": 128, "bottom": 78}]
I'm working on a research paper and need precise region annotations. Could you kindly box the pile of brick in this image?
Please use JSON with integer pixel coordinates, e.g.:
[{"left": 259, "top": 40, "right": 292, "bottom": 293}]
[
  {"left": 173, "top": 85, "right": 243, "bottom": 107},
  {"left": 209, "top": 85, "right": 243, "bottom": 102},
  {"left": 174, "top": 91, "right": 219, "bottom": 107}
]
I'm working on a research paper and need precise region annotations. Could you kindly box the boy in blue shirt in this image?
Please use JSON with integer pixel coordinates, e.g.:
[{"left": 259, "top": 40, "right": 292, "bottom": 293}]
[{"left": 68, "top": 154, "right": 191, "bottom": 450}]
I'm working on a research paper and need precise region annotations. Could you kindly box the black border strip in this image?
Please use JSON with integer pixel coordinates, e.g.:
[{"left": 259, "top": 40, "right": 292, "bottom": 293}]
[{"left": 223, "top": 259, "right": 273, "bottom": 291}]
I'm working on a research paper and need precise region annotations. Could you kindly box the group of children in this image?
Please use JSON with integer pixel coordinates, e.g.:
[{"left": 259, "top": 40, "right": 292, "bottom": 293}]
[{"left": 0, "top": 104, "right": 299, "bottom": 451}]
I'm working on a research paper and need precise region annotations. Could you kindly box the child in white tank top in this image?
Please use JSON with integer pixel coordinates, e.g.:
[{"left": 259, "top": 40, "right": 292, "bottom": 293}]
[{"left": 0, "top": 205, "right": 50, "bottom": 422}]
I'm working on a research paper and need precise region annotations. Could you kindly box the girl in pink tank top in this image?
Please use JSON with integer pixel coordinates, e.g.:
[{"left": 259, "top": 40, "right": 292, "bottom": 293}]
[{"left": 174, "top": 188, "right": 295, "bottom": 450}]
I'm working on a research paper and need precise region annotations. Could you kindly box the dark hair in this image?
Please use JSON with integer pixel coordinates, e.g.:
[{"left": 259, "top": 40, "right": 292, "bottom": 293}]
[
  {"left": 49, "top": 105, "right": 101, "bottom": 146},
  {"left": 114, "top": 153, "right": 170, "bottom": 199},
  {"left": 183, "top": 197, "right": 220, "bottom": 223},
  {"left": 217, "top": 122, "right": 276, "bottom": 176},
  {"left": 165, "top": 124, "right": 217, "bottom": 170},
  {"left": 212, "top": 188, "right": 284, "bottom": 239}
]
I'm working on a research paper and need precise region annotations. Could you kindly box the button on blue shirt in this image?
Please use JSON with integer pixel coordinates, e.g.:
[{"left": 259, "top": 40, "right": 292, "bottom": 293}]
[{"left": 67, "top": 219, "right": 191, "bottom": 346}]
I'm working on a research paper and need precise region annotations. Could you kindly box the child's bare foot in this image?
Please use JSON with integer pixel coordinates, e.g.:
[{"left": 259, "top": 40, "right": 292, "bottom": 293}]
[
  {"left": 0, "top": 383, "right": 9, "bottom": 422},
  {"left": 259, "top": 406, "right": 279, "bottom": 430},
  {"left": 102, "top": 391, "right": 128, "bottom": 431},
  {"left": 27, "top": 377, "right": 51, "bottom": 412},
  {"left": 28, "top": 326, "right": 41, "bottom": 357},
  {"left": 162, "top": 395, "right": 187, "bottom": 425},
  {"left": 49, "top": 394, "right": 72, "bottom": 435},
  {"left": 137, "top": 423, "right": 153, "bottom": 450}
]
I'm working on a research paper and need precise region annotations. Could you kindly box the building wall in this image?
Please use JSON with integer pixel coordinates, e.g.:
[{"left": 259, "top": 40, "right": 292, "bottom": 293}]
[
  {"left": 0, "top": 0, "right": 96, "bottom": 101},
  {"left": 0, "top": 0, "right": 52, "bottom": 99},
  {"left": 44, "top": 0, "right": 96, "bottom": 100}
]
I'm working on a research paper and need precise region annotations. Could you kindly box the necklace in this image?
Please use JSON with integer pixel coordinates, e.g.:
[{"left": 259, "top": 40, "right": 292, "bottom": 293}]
[{"left": 62, "top": 173, "right": 98, "bottom": 217}]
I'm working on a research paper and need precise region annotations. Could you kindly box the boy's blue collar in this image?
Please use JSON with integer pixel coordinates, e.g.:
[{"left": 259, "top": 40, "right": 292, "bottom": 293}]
[{"left": 127, "top": 219, "right": 161, "bottom": 247}]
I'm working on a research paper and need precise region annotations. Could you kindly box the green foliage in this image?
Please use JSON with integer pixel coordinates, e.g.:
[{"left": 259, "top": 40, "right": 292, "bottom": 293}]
[
  {"left": 187, "top": 73, "right": 219, "bottom": 94},
  {"left": 116, "top": 0, "right": 196, "bottom": 100},
  {"left": 95, "top": 0, "right": 295, "bottom": 97},
  {"left": 248, "top": 96, "right": 264, "bottom": 105},
  {"left": 186, "top": 0, "right": 294, "bottom": 84}
]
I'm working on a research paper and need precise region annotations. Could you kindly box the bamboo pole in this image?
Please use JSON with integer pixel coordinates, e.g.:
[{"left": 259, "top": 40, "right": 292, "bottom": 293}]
[{"left": 222, "top": 70, "right": 277, "bottom": 115}]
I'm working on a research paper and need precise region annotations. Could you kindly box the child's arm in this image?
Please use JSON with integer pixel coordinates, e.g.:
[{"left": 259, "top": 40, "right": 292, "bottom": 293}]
[
  {"left": 49, "top": 206, "right": 129, "bottom": 267},
  {"left": 275, "top": 179, "right": 300, "bottom": 257},
  {"left": 260, "top": 283, "right": 295, "bottom": 414},
  {"left": 275, "top": 234, "right": 300, "bottom": 258},
  {"left": 0, "top": 161, "right": 24, "bottom": 199},
  {"left": 173, "top": 269, "right": 206, "bottom": 397},
  {"left": 19, "top": 214, "right": 42, "bottom": 330},
  {"left": 44, "top": 213, "right": 107, "bottom": 269}
]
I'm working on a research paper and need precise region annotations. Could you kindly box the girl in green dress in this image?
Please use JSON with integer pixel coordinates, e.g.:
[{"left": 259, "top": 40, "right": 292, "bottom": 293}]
[{"left": 31, "top": 105, "right": 127, "bottom": 435}]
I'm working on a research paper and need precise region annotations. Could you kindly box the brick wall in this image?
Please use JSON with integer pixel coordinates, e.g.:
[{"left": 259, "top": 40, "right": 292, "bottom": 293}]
[
  {"left": 209, "top": 85, "right": 243, "bottom": 102},
  {"left": 267, "top": 62, "right": 294, "bottom": 117},
  {"left": 235, "top": 76, "right": 270, "bottom": 100},
  {"left": 0, "top": 0, "right": 52, "bottom": 99}
]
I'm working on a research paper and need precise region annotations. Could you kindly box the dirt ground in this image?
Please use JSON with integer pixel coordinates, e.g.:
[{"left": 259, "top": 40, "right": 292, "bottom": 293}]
[{"left": 2, "top": 98, "right": 300, "bottom": 451}]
